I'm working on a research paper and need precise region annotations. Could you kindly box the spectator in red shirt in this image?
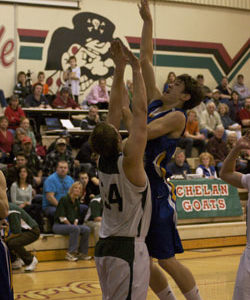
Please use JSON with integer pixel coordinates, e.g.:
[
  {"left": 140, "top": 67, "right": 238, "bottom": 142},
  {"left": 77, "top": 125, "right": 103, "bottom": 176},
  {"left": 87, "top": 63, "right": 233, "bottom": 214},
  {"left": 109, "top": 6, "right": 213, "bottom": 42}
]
[
  {"left": 5, "top": 95, "right": 25, "bottom": 130},
  {"left": 239, "top": 97, "right": 250, "bottom": 130},
  {"left": 52, "top": 87, "right": 80, "bottom": 109},
  {"left": 0, "top": 116, "right": 14, "bottom": 161}
]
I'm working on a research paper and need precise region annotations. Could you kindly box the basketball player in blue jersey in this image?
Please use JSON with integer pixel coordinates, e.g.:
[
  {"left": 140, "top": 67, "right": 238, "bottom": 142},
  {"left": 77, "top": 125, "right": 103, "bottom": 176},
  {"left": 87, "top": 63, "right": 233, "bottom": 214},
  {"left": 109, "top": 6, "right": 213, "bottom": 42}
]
[
  {"left": 90, "top": 40, "right": 152, "bottom": 299},
  {"left": 137, "top": 1, "right": 204, "bottom": 300},
  {"left": 0, "top": 170, "right": 14, "bottom": 300}
]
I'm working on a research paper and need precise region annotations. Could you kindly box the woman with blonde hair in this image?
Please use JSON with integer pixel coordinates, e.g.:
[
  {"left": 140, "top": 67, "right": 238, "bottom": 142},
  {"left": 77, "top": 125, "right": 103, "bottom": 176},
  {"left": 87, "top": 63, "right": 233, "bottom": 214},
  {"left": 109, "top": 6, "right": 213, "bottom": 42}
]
[
  {"left": 196, "top": 152, "right": 218, "bottom": 178},
  {"left": 52, "top": 181, "right": 91, "bottom": 261}
]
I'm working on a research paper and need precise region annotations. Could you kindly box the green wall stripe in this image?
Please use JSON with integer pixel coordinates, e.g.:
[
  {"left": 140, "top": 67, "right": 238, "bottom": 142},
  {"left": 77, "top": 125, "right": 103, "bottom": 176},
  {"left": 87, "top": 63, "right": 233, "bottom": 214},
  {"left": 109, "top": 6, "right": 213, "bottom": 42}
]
[
  {"left": 19, "top": 46, "right": 43, "bottom": 60},
  {"left": 228, "top": 52, "right": 250, "bottom": 82}
]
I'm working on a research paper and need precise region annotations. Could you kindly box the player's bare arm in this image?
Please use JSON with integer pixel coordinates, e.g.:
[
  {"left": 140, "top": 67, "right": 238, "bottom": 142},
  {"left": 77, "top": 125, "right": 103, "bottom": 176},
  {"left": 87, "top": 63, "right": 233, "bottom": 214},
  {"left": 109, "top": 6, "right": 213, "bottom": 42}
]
[
  {"left": 220, "top": 131, "right": 250, "bottom": 188},
  {"left": 0, "top": 170, "right": 9, "bottom": 219},
  {"left": 107, "top": 40, "right": 129, "bottom": 129},
  {"left": 122, "top": 45, "right": 148, "bottom": 187},
  {"left": 139, "top": 0, "right": 162, "bottom": 102}
]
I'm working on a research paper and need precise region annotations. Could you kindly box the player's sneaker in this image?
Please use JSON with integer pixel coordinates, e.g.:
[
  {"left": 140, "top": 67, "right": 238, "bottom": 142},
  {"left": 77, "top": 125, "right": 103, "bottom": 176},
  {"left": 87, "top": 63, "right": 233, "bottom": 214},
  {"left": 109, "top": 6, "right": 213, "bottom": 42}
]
[
  {"left": 78, "top": 253, "right": 92, "bottom": 260},
  {"left": 25, "top": 256, "right": 38, "bottom": 272},
  {"left": 65, "top": 252, "right": 78, "bottom": 262}
]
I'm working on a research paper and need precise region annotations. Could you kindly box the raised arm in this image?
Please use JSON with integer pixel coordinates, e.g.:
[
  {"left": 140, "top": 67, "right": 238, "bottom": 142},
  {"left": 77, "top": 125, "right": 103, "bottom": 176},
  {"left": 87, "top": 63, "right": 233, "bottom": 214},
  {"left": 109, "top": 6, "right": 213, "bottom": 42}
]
[
  {"left": 0, "top": 170, "right": 9, "bottom": 219},
  {"left": 138, "top": 0, "right": 161, "bottom": 102},
  {"left": 220, "top": 132, "right": 250, "bottom": 188},
  {"left": 107, "top": 40, "right": 129, "bottom": 129},
  {"left": 122, "top": 46, "right": 148, "bottom": 186}
]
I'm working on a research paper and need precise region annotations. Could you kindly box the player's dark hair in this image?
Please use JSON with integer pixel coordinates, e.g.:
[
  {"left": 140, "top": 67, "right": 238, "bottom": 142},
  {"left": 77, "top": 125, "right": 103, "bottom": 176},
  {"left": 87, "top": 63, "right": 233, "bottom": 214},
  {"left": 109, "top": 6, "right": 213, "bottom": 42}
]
[
  {"left": 178, "top": 74, "right": 204, "bottom": 110},
  {"left": 90, "top": 122, "right": 119, "bottom": 159}
]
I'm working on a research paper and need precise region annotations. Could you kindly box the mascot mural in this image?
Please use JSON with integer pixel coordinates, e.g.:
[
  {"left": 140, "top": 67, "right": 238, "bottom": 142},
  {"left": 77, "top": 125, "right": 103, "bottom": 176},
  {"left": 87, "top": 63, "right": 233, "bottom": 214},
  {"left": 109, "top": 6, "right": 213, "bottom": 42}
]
[{"left": 44, "top": 12, "right": 115, "bottom": 94}]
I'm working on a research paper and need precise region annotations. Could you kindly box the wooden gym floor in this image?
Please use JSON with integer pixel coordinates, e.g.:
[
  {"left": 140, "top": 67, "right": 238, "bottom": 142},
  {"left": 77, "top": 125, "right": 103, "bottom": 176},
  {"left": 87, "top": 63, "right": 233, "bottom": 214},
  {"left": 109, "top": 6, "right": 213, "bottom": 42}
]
[{"left": 13, "top": 246, "right": 243, "bottom": 300}]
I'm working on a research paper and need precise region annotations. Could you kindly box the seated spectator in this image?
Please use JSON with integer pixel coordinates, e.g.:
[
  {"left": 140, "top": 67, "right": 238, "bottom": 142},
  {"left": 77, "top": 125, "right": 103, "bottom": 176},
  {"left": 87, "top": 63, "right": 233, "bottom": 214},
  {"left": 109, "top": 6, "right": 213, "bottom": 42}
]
[
  {"left": 163, "top": 71, "right": 176, "bottom": 94},
  {"left": 216, "top": 76, "right": 232, "bottom": 101},
  {"left": 80, "top": 105, "right": 99, "bottom": 130},
  {"left": 178, "top": 110, "right": 206, "bottom": 158},
  {"left": 197, "top": 74, "right": 212, "bottom": 102},
  {"left": 43, "top": 138, "right": 75, "bottom": 177},
  {"left": 47, "top": 133, "right": 72, "bottom": 154},
  {"left": 233, "top": 74, "right": 250, "bottom": 100},
  {"left": 206, "top": 125, "right": 228, "bottom": 173},
  {"left": 75, "top": 141, "right": 93, "bottom": 172},
  {"left": 10, "top": 166, "right": 43, "bottom": 230},
  {"left": 24, "top": 83, "right": 50, "bottom": 108},
  {"left": 239, "top": 97, "right": 250, "bottom": 131},
  {"left": 20, "top": 118, "right": 36, "bottom": 148},
  {"left": 193, "top": 101, "right": 206, "bottom": 123},
  {"left": 0, "top": 89, "right": 7, "bottom": 114},
  {"left": 42, "top": 160, "right": 74, "bottom": 226},
  {"left": 34, "top": 71, "right": 49, "bottom": 95},
  {"left": 52, "top": 181, "right": 91, "bottom": 261},
  {"left": 6, "top": 202, "right": 40, "bottom": 271},
  {"left": 211, "top": 89, "right": 222, "bottom": 107},
  {"left": 52, "top": 87, "right": 79, "bottom": 109},
  {"left": 195, "top": 152, "right": 217, "bottom": 179},
  {"left": 199, "top": 101, "right": 223, "bottom": 138},
  {"left": 84, "top": 194, "right": 102, "bottom": 245},
  {"left": 167, "top": 149, "right": 191, "bottom": 177},
  {"left": 13, "top": 71, "right": 31, "bottom": 105},
  {"left": 218, "top": 103, "right": 242, "bottom": 140},
  {"left": 228, "top": 91, "right": 244, "bottom": 123},
  {"left": 226, "top": 132, "right": 248, "bottom": 174},
  {"left": 5, "top": 95, "right": 25, "bottom": 130},
  {"left": 85, "top": 78, "right": 109, "bottom": 109},
  {"left": 13, "top": 127, "right": 26, "bottom": 156},
  {"left": 0, "top": 116, "right": 14, "bottom": 162}
]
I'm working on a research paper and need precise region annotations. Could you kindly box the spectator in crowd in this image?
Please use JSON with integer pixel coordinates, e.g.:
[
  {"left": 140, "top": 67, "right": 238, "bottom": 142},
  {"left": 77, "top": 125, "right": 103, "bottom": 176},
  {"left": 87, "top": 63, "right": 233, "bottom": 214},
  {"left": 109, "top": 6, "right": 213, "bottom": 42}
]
[
  {"left": 167, "top": 149, "right": 191, "bottom": 177},
  {"left": 10, "top": 166, "right": 43, "bottom": 230},
  {"left": 233, "top": 74, "right": 250, "bottom": 100},
  {"left": 0, "top": 116, "right": 14, "bottom": 162},
  {"left": 211, "top": 89, "right": 222, "bottom": 107},
  {"left": 6, "top": 202, "right": 40, "bottom": 271},
  {"left": 43, "top": 160, "right": 74, "bottom": 226},
  {"left": 13, "top": 71, "right": 31, "bottom": 105},
  {"left": 84, "top": 194, "right": 102, "bottom": 245},
  {"left": 75, "top": 141, "right": 93, "bottom": 172},
  {"left": 25, "top": 83, "right": 50, "bottom": 108},
  {"left": 47, "top": 133, "right": 72, "bottom": 154},
  {"left": 63, "top": 56, "right": 80, "bottom": 103},
  {"left": 52, "top": 87, "right": 79, "bottom": 109},
  {"left": 85, "top": 78, "right": 109, "bottom": 109},
  {"left": 216, "top": 76, "right": 232, "bottom": 101},
  {"left": 52, "top": 181, "right": 91, "bottom": 261},
  {"left": 0, "top": 89, "right": 7, "bottom": 113},
  {"left": 20, "top": 118, "right": 36, "bottom": 148},
  {"left": 195, "top": 152, "right": 217, "bottom": 179},
  {"left": 4, "top": 95, "right": 25, "bottom": 130},
  {"left": 206, "top": 125, "right": 228, "bottom": 172},
  {"left": 197, "top": 74, "right": 212, "bottom": 102},
  {"left": 44, "top": 138, "right": 75, "bottom": 177},
  {"left": 218, "top": 103, "right": 242, "bottom": 140},
  {"left": 178, "top": 110, "right": 206, "bottom": 158},
  {"left": 228, "top": 91, "right": 244, "bottom": 124},
  {"left": 239, "top": 97, "right": 250, "bottom": 131},
  {"left": 12, "top": 127, "right": 26, "bottom": 157},
  {"left": 34, "top": 71, "right": 49, "bottom": 95},
  {"left": 226, "top": 132, "right": 248, "bottom": 174},
  {"left": 199, "top": 101, "right": 223, "bottom": 138},
  {"left": 80, "top": 105, "right": 100, "bottom": 130},
  {"left": 163, "top": 71, "right": 176, "bottom": 94},
  {"left": 193, "top": 101, "right": 206, "bottom": 124}
]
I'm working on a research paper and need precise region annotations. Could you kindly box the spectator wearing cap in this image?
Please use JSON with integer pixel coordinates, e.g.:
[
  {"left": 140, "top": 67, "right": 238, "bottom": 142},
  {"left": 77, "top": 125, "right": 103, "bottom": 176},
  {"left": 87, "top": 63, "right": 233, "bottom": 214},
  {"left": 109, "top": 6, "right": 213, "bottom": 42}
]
[
  {"left": 233, "top": 74, "right": 250, "bottom": 100},
  {"left": 52, "top": 87, "right": 80, "bottom": 109},
  {"left": 43, "top": 160, "right": 74, "bottom": 226},
  {"left": 43, "top": 138, "right": 75, "bottom": 177},
  {"left": 5, "top": 95, "right": 25, "bottom": 130},
  {"left": 47, "top": 132, "right": 72, "bottom": 154}
]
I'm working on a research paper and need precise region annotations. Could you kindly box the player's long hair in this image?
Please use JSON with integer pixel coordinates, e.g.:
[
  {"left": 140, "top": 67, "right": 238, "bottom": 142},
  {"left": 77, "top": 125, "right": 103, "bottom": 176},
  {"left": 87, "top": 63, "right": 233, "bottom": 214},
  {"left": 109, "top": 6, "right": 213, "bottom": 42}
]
[
  {"left": 178, "top": 74, "right": 204, "bottom": 110},
  {"left": 89, "top": 122, "right": 119, "bottom": 159}
]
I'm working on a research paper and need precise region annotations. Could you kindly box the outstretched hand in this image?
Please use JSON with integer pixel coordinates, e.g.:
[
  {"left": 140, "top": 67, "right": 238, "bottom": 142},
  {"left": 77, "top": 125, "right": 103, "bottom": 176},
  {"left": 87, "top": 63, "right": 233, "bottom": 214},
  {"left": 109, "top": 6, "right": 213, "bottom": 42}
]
[
  {"left": 138, "top": 0, "right": 152, "bottom": 21},
  {"left": 109, "top": 39, "right": 128, "bottom": 67},
  {"left": 236, "top": 131, "right": 250, "bottom": 150}
]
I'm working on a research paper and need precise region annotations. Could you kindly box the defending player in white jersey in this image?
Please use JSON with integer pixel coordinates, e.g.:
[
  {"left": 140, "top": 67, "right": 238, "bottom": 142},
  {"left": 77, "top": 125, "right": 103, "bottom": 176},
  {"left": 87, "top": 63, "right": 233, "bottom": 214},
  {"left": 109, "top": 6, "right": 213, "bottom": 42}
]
[
  {"left": 220, "top": 131, "right": 250, "bottom": 300},
  {"left": 90, "top": 40, "right": 151, "bottom": 300}
]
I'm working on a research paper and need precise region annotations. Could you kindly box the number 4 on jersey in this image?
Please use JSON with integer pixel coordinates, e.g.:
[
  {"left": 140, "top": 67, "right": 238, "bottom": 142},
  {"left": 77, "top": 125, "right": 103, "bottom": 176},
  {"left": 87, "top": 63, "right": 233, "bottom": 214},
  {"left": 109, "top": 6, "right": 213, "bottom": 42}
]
[{"left": 105, "top": 183, "right": 123, "bottom": 211}]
